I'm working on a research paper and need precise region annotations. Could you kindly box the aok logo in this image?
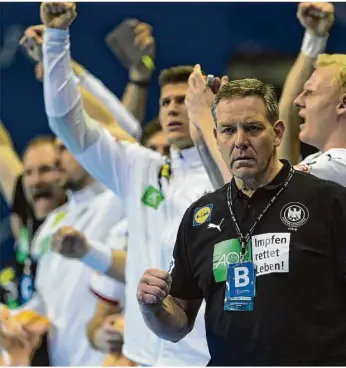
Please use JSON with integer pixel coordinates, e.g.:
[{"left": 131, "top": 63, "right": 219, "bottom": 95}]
[{"left": 213, "top": 238, "right": 252, "bottom": 282}]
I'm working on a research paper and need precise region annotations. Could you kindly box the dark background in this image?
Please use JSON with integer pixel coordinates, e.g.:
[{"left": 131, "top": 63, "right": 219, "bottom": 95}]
[{"left": 1, "top": 1, "right": 346, "bottom": 261}]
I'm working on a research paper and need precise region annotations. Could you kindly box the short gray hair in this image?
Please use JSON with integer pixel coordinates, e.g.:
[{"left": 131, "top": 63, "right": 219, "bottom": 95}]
[{"left": 211, "top": 78, "right": 279, "bottom": 125}]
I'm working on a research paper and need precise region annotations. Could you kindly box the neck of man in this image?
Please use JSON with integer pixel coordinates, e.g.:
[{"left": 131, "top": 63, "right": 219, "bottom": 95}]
[
  {"left": 321, "top": 123, "right": 346, "bottom": 152},
  {"left": 173, "top": 136, "right": 195, "bottom": 151},
  {"left": 234, "top": 157, "right": 283, "bottom": 197},
  {"left": 71, "top": 174, "right": 95, "bottom": 193}
]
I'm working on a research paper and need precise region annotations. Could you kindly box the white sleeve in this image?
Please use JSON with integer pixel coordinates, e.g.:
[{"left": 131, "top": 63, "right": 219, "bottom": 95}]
[
  {"left": 79, "top": 71, "right": 142, "bottom": 140},
  {"left": 89, "top": 219, "right": 128, "bottom": 306},
  {"left": 297, "top": 150, "right": 346, "bottom": 186},
  {"left": 43, "top": 28, "right": 161, "bottom": 198},
  {"left": 90, "top": 273, "right": 125, "bottom": 308}
]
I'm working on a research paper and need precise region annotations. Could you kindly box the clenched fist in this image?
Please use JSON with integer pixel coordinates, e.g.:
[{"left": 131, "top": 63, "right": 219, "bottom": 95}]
[
  {"left": 51, "top": 226, "right": 89, "bottom": 259},
  {"left": 129, "top": 21, "right": 156, "bottom": 81},
  {"left": 137, "top": 269, "right": 171, "bottom": 306},
  {"left": 93, "top": 314, "right": 124, "bottom": 353},
  {"left": 297, "top": 2, "right": 334, "bottom": 37},
  {"left": 20, "top": 25, "right": 45, "bottom": 62},
  {"left": 40, "top": 2, "right": 77, "bottom": 30}
]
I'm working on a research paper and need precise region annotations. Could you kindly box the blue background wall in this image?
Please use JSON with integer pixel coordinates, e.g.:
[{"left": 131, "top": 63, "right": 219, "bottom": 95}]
[{"left": 1, "top": 1, "right": 346, "bottom": 260}]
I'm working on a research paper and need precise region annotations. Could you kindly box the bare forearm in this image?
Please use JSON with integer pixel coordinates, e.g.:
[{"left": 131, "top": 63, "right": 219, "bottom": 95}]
[
  {"left": 195, "top": 136, "right": 225, "bottom": 190},
  {"left": 0, "top": 146, "right": 23, "bottom": 205},
  {"left": 0, "top": 351, "right": 31, "bottom": 366},
  {"left": 193, "top": 112, "right": 231, "bottom": 184},
  {"left": 121, "top": 82, "right": 148, "bottom": 124},
  {"left": 279, "top": 52, "right": 314, "bottom": 163},
  {"left": 106, "top": 250, "right": 126, "bottom": 283},
  {"left": 87, "top": 314, "right": 104, "bottom": 347},
  {"left": 140, "top": 295, "right": 190, "bottom": 342}
]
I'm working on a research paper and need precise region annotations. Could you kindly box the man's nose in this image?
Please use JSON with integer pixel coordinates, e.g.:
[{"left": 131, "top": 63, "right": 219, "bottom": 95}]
[
  {"left": 234, "top": 129, "right": 248, "bottom": 150},
  {"left": 167, "top": 101, "right": 180, "bottom": 116},
  {"left": 294, "top": 91, "right": 305, "bottom": 108}
]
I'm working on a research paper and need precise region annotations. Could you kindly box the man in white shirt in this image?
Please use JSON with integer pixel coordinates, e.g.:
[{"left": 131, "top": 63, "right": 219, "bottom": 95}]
[
  {"left": 0, "top": 138, "right": 126, "bottom": 366},
  {"left": 184, "top": 3, "right": 346, "bottom": 190},
  {"left": 274, "top": 3, "right": 346, "bottom": 184},
  {"left": 40, "top": 2, "right": 211, "bottom": 366}
]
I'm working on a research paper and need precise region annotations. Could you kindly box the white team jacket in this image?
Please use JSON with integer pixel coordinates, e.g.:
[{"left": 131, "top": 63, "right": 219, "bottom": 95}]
[
  {"left": 43, "top": 28, "right": 211, "bottom": 366},
  {"left": 17, "top": 181, "right": 125, "bottom": 366}
]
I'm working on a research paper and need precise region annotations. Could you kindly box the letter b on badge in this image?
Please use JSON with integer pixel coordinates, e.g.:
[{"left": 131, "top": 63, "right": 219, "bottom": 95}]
[
  {"left": 234, "top": 267, "right": 249, "bottom": 288},
  {"left": 228, "top": 262, "right": 256, "bottom": 298}
]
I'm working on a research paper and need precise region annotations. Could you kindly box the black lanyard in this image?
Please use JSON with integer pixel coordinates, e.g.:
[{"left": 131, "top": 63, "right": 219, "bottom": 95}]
[{"left": 226, "top": 166, "right": 295, "bottom": 262}]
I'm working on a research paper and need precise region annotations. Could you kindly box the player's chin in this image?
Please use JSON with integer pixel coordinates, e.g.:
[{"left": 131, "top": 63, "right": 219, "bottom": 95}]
[
  {"left": 232, "top": 167, "right": 258, "bottom": 181},
  {"left": 167, "top": 131, "right": 192, "bottom": 148},
  {"left": 298, "top": 128, "right": 314, "bottom": 147}
]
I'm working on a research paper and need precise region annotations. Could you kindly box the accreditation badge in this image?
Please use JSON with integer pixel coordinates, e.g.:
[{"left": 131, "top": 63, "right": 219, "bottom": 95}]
[{"left": 224, "top": 261, "right": 256, "bottom": 312}]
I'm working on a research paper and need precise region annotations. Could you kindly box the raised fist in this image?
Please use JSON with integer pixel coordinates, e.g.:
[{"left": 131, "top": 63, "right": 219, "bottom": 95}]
[
  {"left": 130, "top": 21, "right": 156, "bottom": 81},
  {"left": 19, "top": 25, "right": 44, "bottom": 62},
  {"left": 40, "top": 2, "right": 77, "bottom": 30},
  {"left": 137, "top": 269, "right": 171, "bottom": 306},
  {"left": 51, "top": 226, "right": 89, "bottom": 259},
  {"left": 297, "top": 2, "right": 334, "bottom": 37}
]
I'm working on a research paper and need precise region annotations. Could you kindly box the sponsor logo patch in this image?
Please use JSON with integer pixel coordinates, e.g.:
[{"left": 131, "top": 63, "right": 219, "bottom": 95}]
[{"left": 193, "top": 204, "right": 213, "bottom": 226}]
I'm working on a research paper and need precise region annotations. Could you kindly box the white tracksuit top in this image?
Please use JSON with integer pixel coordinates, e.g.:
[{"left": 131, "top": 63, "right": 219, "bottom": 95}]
[
  {"left": 18, "top": 181, "right": 125, "bottom": 366},
  {"left": 43, "top": 28, "right": 211, "bottom": 366}
]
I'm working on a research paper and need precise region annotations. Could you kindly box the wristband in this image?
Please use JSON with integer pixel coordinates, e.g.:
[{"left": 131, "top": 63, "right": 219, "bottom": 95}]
[
  {"left": 129, "top": 79, "right": 150, "bottom": 88},
  {"left": 81, "top": 242, "right": 112, "bottom": 273},
  {"left": 301, "top": 31, "right": 328, "bottom": 59}
]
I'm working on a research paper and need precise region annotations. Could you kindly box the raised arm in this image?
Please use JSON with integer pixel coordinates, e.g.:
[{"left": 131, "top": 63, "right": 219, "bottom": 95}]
[
  {"left": 278, "top": 2, "right": 334, "bottom": 163},
  {"left": 0, "top": 122, "right": 23, "bottom": 206},
  {"left": 41, "top": 2, "right": 151, "bottom": 197},
  {"left": 185, "top": 65, "right": 231, "bottom": 187},
  {"left": 120, "top": 22, "right": 155, "bottom": 124},
  {"left": 73, "top": 60, "right": 142, "bottom": 139}
]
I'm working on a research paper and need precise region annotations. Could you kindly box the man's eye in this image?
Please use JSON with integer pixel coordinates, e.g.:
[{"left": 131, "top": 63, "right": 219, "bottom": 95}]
[
  {"left": 222, "top": 127, "right": 236, "bottom": 134},
  {"left": 161, "top": 100, "right": 169, "bottom": 107},
  {"left": 247, "top": 125, "right": 261, "bottom": 133}
]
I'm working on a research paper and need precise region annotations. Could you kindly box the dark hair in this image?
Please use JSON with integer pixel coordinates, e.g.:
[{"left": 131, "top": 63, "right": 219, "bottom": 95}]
[
  {"left": 141, "top": 117, "right": 162, "bottom": 145},
  {"left": 211, "top": 78, "right": 279, "bottom": 125},
  {"left": 22, "top": 135, "right": 57, "bottom": 158},
  {"left": 159, "top": 65, "right": 194, "bottom": 87}
]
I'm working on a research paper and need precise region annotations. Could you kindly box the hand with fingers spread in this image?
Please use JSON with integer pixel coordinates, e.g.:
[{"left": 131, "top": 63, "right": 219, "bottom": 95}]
[
  {"left": 297, "top": 2, "right": 334, "bottom": 37},
  {"left": 40, "top": 2, "right": 77, "bottom": 30},
  {"left": 93, "top": 314, "right": 124, "bottom": 353},
  {"left": 137, "top": 269, "right": 171, "bottom": 308},
  {"left": 19, "top": 24, "right": 45, "bottom": 62},
  {"left": 51, "top": 226, "right": 89, "bottom": 259},
  {"left": 129, "top": 21, "right": 156, "bottom": 82}
]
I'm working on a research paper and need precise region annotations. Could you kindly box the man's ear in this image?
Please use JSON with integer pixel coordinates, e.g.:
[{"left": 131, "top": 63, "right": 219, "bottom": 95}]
[
  {"left": 336, "top": 93, "right": 346, "bottom": 117},
  {"left": 272, "top": 120, "right": 285, "bottom": 147}
]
